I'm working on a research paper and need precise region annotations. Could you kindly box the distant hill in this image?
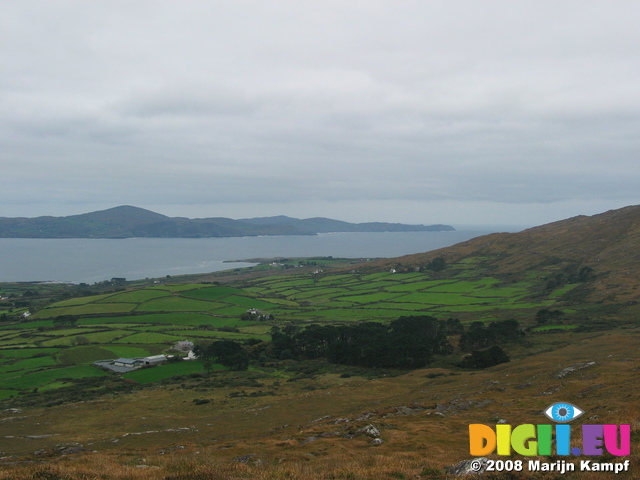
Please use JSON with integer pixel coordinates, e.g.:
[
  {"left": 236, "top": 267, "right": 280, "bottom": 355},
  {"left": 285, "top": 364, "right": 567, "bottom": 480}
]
[
  {"left": 367, "top": 205, "right": 640, "bottom": 303},
  {"left": 0, "top": 205, "right": 454, "bottom": 239},
  {"left": 239, "top": 215, "right": 453, "bottom": 233}
]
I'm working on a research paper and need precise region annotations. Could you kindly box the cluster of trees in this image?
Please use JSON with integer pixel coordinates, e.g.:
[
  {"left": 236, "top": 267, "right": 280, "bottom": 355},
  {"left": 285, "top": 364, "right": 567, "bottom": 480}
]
[
  {"left": 188, "top": 316, "right": 520, "bottom": 374},
  {"left": 193, "top": 340, "right": 250, "bottom": 372},
  {"left": 271, "top": 316, "right": 462, "bottom": 369},
  {"left": 535, "top": 308, "right": 565, "bottom": 325},
  {"left": 545, "top": 265, "right": 595, "bottom": 290},
  {"left": 460, "top": 345, "right": 510, "bottom": 369},
  {"left": 459, "top": 320, "right": 523, "bottom": 352},
  {"left": 426, "top": 257, "right": 447, "bottom": 272}
]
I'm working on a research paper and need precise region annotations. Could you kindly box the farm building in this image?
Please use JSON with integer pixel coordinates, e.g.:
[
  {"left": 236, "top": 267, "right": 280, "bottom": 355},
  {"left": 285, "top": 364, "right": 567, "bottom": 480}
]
[
  {"left": 113, "top": 358, "right": 144, "bottom": 368},
  {"left": 94, "top": 354, "right": 171, "bottom": 373}
]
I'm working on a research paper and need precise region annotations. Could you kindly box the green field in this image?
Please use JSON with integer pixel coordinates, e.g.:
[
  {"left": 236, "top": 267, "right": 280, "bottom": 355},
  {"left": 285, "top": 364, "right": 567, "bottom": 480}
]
[
  {"left": 122, "top": 360, "right": 217, "bottom": 383},
  {"left": 0, "top": 263, "right": 574, "bottom": 396}
]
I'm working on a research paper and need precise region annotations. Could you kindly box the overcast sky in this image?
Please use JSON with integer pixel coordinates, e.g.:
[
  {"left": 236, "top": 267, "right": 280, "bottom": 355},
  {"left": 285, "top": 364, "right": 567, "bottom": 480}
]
[{"left": 1, "top": 1, "right": 639, "bottom": 226}]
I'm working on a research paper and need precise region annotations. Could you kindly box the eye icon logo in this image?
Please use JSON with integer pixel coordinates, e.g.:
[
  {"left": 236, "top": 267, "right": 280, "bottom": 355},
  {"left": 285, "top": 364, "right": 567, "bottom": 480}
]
[{"left": 544, "top": 402, "right": 584, "bottom": 423}]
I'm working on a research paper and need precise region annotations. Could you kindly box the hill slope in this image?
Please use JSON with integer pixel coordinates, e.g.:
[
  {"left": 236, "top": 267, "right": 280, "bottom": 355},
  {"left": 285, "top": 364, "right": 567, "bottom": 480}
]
[
  {"left": 0, "top": 206, "right": 453, "bottom": 238},
  {"left": 368, "top": 205, "right": 640, "bottom": 303}
]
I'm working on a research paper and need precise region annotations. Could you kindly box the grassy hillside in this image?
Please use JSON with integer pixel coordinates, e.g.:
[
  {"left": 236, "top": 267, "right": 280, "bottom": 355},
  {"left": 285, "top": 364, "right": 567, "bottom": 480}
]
[{"left": 367, "top": 205, "right": 640, "bottom": 304}]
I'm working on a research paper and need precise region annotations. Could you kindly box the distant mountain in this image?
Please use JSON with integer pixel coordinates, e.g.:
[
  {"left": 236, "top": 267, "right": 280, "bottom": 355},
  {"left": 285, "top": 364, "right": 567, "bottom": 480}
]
[
  {"left": 0, "top": 206, "right": 454, "bottom": 239},
  {"left": 367, "top": 205, "right": 640, "bottom": 304},
  {"left": 239, "top": 215, "right": 454, "bottom": 233}
]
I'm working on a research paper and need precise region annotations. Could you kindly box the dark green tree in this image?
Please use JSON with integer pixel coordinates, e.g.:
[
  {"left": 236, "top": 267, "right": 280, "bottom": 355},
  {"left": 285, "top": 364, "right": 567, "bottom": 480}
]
[
  {"left": 196, "top": 340, "right": 250, "bottom": 371},
  {"left": 460, "top": 346, "right": 510, "bottom": 369},
  {"left": 426, "top": 257, "right": 446, "bottom": 272}
]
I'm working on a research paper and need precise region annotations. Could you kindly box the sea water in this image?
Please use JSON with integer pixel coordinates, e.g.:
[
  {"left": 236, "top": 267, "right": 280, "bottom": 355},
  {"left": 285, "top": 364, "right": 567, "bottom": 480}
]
[{"left": 0, "top": 228, "right": 520, "bottom": 284}]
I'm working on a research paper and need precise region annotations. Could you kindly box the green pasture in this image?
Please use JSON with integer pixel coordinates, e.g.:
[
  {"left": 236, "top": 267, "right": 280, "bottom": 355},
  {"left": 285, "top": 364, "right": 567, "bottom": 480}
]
[
  {"left": 257, "top": 298, "right": 299, "bottom": 306},
  {"left": 211, "top": 305, "right": 253, "bottom": 316},
  {"left": 122, "top": 360, "right": 215, "bottom": 384},
  {"left": 548, "top": 284, "right": 580, "bottom": 298},
  {"left": 0, "top": 335, "right": 50, "bottom": 347},
  {"left": 184, "top": 330, "right": 269, "bottom": 341},
  {"left": 37, "top": 327, "right": 100, "bottom": 337},
  {"left": 256, "top": 278, "right": 316, "bottom": 288},
  {"left": 181, "top": 286, "right": 246, "bottom": 300},
  {"left": 149, "top": 283, "right": 208, "bottom": 292},
  {"left": 39, "top": 330, "right": 133, "bottom": 347},
  {"left": 421, "top": 279, "right": 500, "bottom": 292},
  {"left": 241, "top": 272, "right": 541, "bottom": 318},
  {"left": 98, "top": 289, "right": 172, "bottom": 303},
  {"left": 0, "top": 355, "right": 56, "bottom": 374},
  {"left": 0, "top": 389, "right": 17, "bottom": 400},
  {"left": 223, "top": 295, "right": 278, "bottom": 309},
  {"left": 239, "top": 325, "right": 271, "bottom": 335},
  {"left": 36, "top": 303, "right": 137, "bottom": 318},
  {"left": 103, "top": 346, "right": 152, "bottom": 358},
  {"left": 57, "top": 346, "right": 119, "bottom": 365},
  {"left": 0, "top": 263, "right": 571, "bottom": 396},
  {"left": 1, "top": 365, "right": 108, "bottom": 390},
  {"left": 278, "top": 289, "right": 304, "bottom": 297},
  {"left": 361, "top": 302, "right": 432, "bottom": 312},
  {"left": 0, "top": 320, "right": 54, "bottom": 330},
  {"left": 114, "top": 332, "right": 182, "bottom": 344},
  {"left": 78, "top": 313, "right": 214, "bottom": 326},
  {"left": 385, "top": 281, "right": 454, "bottom": 292},
  {"left": 136, "top": 297, "right": 223, "bottom": 312},
  {"left": 532, "top": 324, "right": 578, "bottom": 332},
  {"left": 293, "top": 288, "right": 348, "bottom": 299},
  {"left": 51, "top": 292, "right": 118, "bottom": 307},
  {"left": 0, "top": 347, "right": 60, "bottom": 358}
]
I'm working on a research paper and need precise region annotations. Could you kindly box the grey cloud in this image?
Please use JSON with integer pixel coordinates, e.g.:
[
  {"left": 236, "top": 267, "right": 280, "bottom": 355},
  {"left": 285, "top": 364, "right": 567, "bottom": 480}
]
[{"left": 1, "top": 1, "right": 639, "bottom": 223}]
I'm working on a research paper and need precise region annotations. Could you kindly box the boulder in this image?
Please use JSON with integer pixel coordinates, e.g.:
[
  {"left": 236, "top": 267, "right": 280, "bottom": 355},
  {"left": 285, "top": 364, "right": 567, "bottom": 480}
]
[
  {"left": 357, "top": 424, "right": 381, "bottom": 438},
  {"left": 446, "top": 457, "right": 489, "bottom": 475}
]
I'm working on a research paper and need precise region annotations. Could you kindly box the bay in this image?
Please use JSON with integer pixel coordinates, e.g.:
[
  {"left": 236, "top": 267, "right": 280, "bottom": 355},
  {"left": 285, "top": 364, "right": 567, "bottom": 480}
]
[{"left": 0, "top": 228, "right": 517, "bottom": 284}]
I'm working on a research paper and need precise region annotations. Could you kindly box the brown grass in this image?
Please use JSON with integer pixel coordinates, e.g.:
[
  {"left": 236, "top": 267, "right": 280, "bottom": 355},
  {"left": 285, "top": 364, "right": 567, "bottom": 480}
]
[{"left": 1, "top": 327, "right": 640, "bottom": 479}]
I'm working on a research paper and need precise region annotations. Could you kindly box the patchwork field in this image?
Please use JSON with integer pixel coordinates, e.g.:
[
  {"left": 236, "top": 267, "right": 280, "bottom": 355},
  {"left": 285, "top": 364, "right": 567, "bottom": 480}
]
[{"left": 0, "top": 260, "right": 586, "bottom": 402}]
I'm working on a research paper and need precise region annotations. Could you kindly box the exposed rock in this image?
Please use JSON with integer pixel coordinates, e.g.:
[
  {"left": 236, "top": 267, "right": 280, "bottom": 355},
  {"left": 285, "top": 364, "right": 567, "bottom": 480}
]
[
  {"left": 357, "top": 424, "right": 381, "bottom": 438},
  {"left": 393, "top": 405, "right": 425, "bottom": 416},
  {"left": 0, "top": 416, "right": 27, "bottom": 424},
  {"left": 54, "top": 443, "right": 88, "bottom": 455},
  {"left": 555, "top": 362, "right": 596, "bottom": 379},
  {"left": 435, "top": 398, "right": 493, "bottom": 415},
  {"left": 541, "top": 383, "right": 563, "bottom": 396},
  {"left": 311, "top": 415, "right": 333, "bottom": 423},
  {"left": 370, "top": 438, "right": 384, "bottom": 446},
  {"left": 233, "top": 454, "right": 265, "bottom": 466},
  {"left": 514, "top": 382, "right": 533, "bottom": 390},
  {"left": 356, "top": 412, "right": 375, "bottom": 421},
  {"left": 446, "top": 457, "right": 489, "bottom": 475},
  {"left": 436, "top": 403, "right": 448, "bottom": 413}
]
